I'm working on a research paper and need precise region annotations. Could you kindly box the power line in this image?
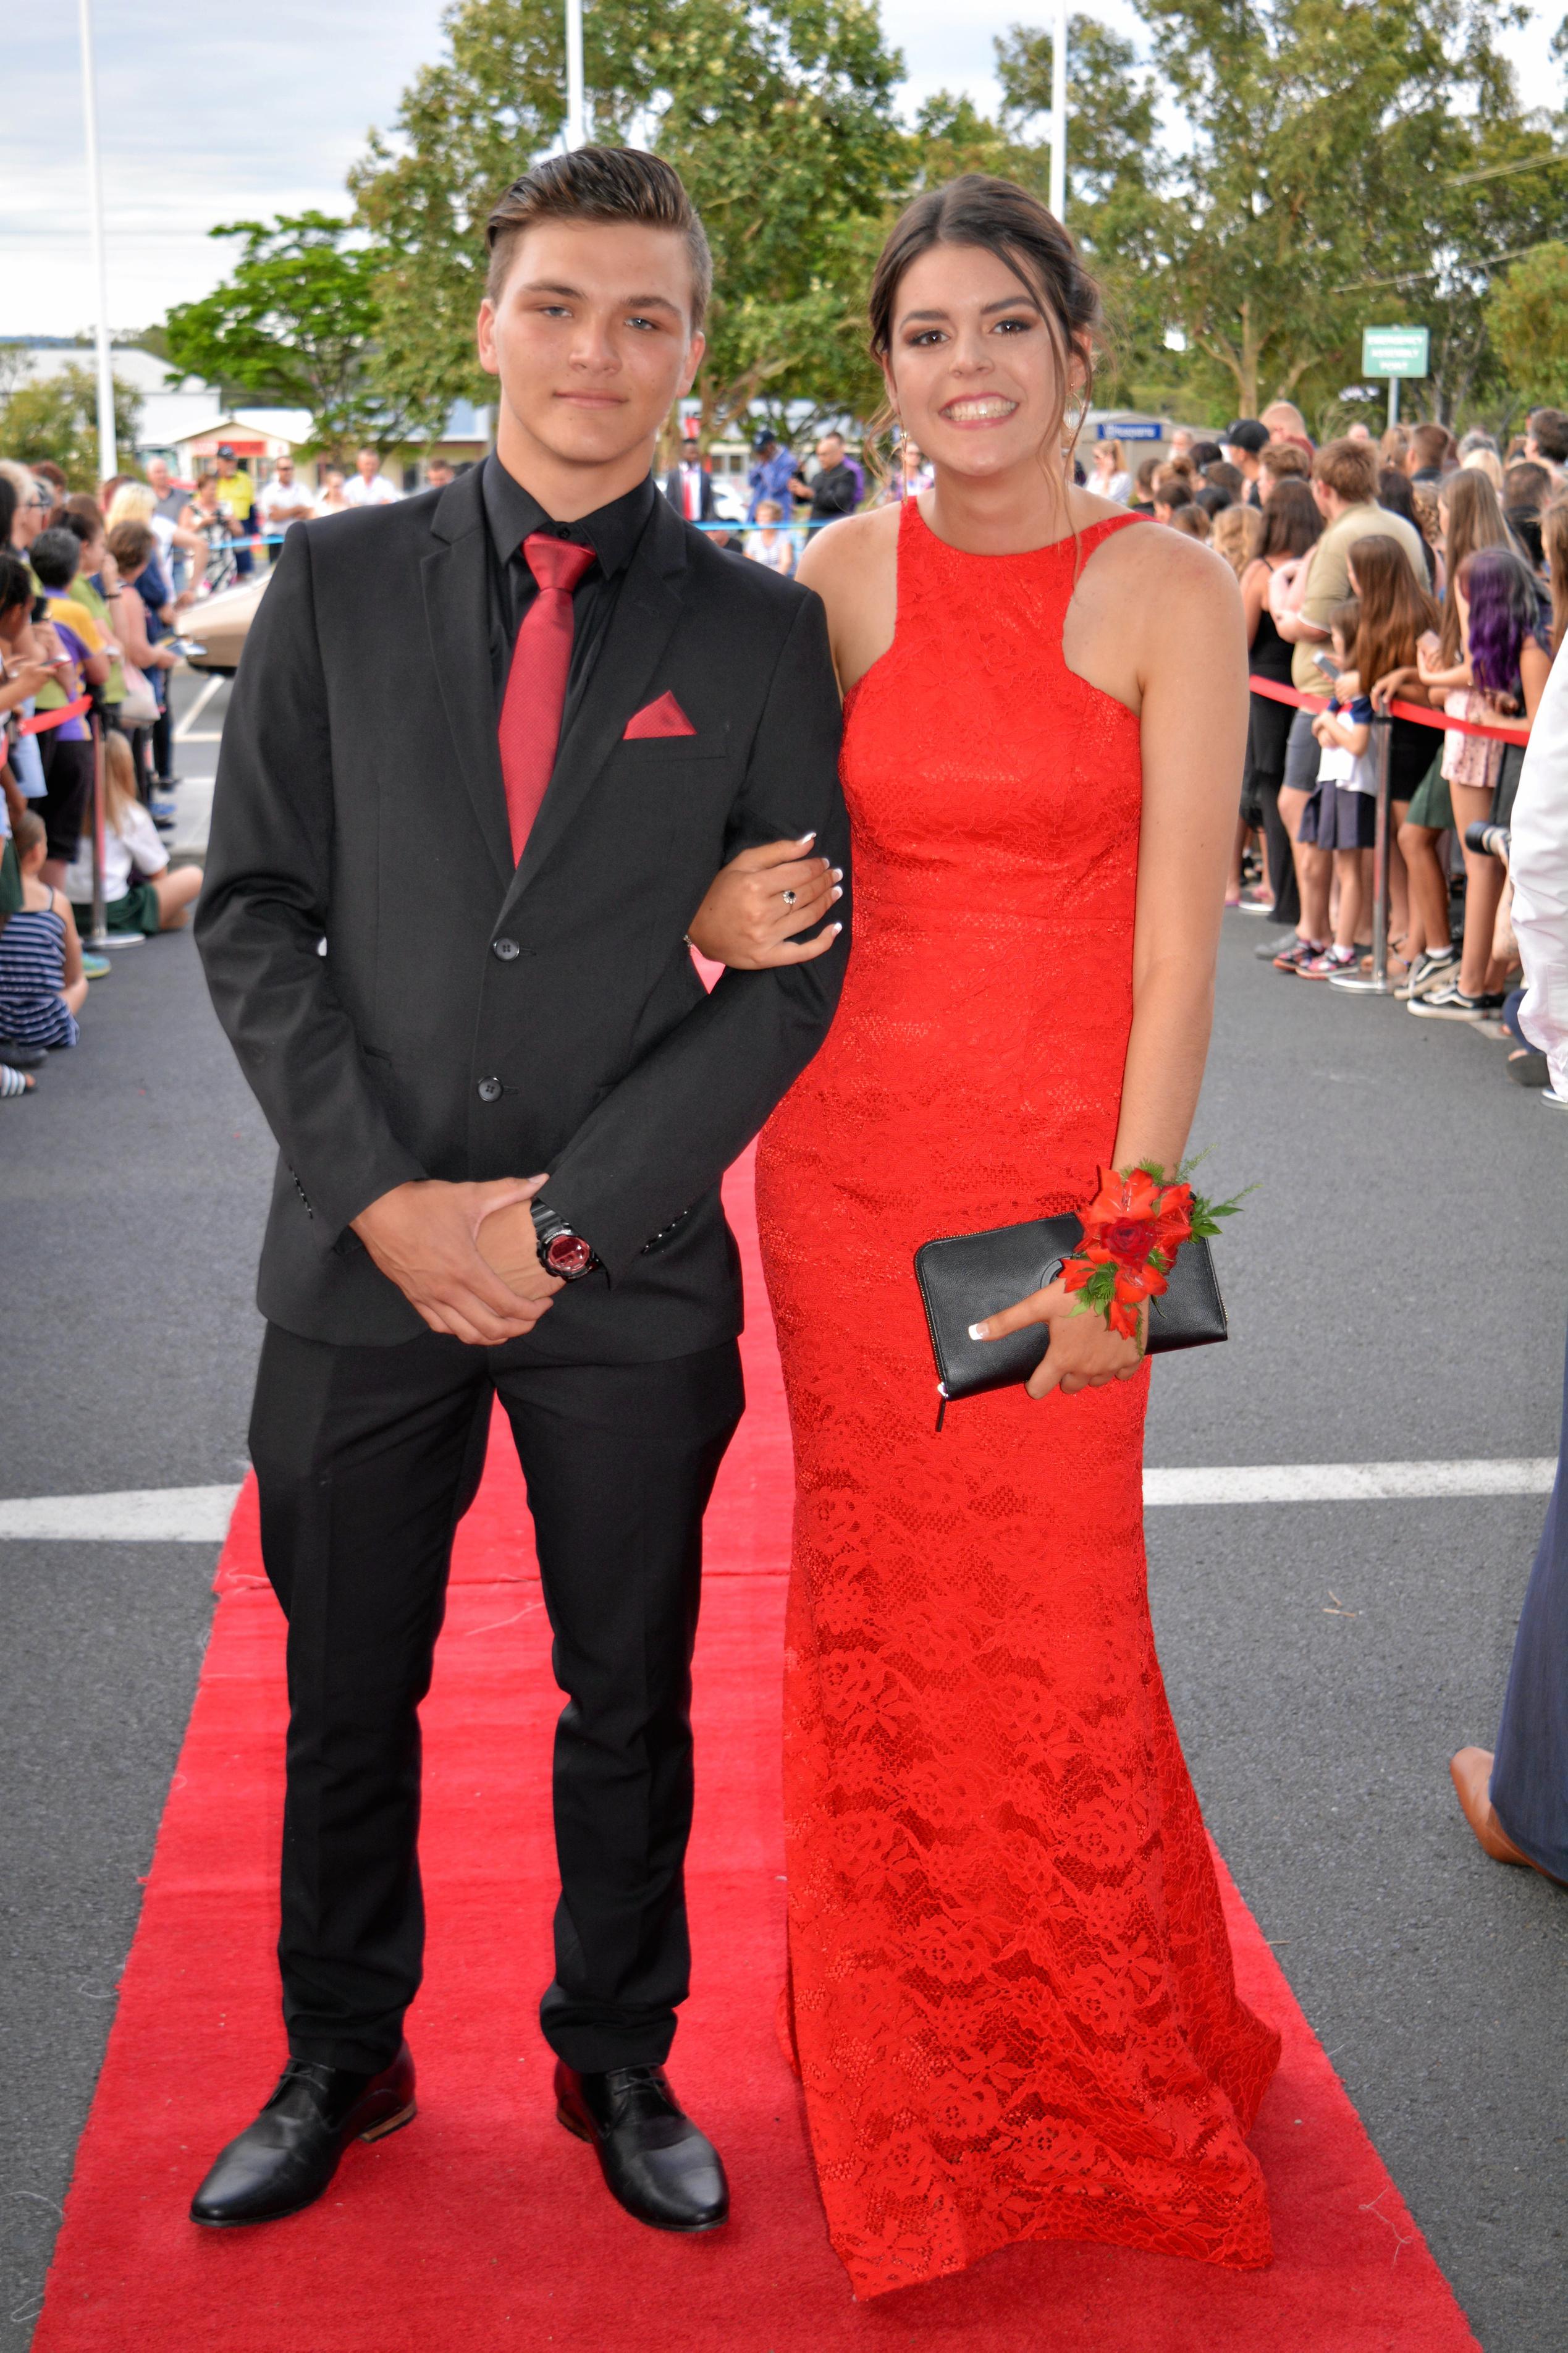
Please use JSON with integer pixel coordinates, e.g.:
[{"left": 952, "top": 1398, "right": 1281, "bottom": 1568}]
[
  {"left": 1333, "top": 238, "right": 1561, "bottom": 295},
  {"left": 1443, "top": 150, "right": 1568, "bottom": 189}
]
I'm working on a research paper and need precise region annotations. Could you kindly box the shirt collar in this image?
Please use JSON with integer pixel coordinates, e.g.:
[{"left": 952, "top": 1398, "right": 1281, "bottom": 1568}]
[{"left": 482, "top": 450, "right": 655, "bottom": 580}]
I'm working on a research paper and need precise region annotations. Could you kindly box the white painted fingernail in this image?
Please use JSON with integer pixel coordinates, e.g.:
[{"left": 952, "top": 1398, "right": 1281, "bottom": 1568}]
[
  {"left": 831, "top": 885, "right": 843, "bottom": 900},
  {"left": 830, "top": 921, "right": 843, "bottom": 934},
  {"left": 968, "top": 1322, "right": 987, "bottom": 1341},
  {"left": 797, "top": 831, "right": 817, "bottom": 845}
]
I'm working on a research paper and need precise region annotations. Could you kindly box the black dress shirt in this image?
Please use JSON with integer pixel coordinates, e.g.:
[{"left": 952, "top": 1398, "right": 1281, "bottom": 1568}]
[{"left": 481, "top": 453, "right": 657, "bottom": 724}]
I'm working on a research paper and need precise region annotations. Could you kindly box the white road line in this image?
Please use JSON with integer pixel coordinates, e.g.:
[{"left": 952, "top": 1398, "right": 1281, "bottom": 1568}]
[
  {"left": 0, "top": 1485, "right": 242, "bottom": 1541},
  {"left": 1143, "top": 1460, "right": 1556, "bottom": 1505},
  {"left": 173, "top": 674, "right": 223, "bottom": 740},
  {"left": 0, "top": 1461, "right": 1554, "bottom": 1539}
]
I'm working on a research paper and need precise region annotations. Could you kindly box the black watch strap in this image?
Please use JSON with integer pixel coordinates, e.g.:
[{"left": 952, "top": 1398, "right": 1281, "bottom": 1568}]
[{"left": 530, "top": 1199, "right": 600, "bottom": 1280}]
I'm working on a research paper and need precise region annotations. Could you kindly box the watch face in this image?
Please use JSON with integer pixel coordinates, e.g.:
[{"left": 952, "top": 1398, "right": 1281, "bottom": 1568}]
[{"left": 545, "top": 1231, "right": 594, "bottom": 1278}]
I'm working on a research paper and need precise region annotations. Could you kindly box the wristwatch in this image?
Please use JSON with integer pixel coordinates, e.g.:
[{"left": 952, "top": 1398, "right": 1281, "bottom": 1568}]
[{"left": 531, "top": 1199, "right": 600, "bottom": 1280}]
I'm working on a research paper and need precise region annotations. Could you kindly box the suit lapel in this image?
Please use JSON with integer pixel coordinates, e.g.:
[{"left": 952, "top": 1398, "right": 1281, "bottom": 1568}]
[
  {"left": 496, "top": 494, "right": 689, "bottom": 924},
  {"left": 421, "top": 472, "right": 512, "bottom": 889}
]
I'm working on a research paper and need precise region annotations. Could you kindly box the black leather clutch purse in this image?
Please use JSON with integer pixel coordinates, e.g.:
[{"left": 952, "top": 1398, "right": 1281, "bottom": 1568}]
[{"left": 914, "top": 1212, "right": 1227, "bottom": 1424}]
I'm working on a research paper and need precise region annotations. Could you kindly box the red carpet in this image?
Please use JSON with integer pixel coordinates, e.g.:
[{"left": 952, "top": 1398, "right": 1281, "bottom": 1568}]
[{"left": 34, "top": 1154, "right": 1479, "bottom": 2352}]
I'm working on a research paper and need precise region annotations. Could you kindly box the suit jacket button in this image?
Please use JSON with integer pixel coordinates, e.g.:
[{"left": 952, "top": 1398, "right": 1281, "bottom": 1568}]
[
  {"left": 492, "top": 937, "right": 520, "bottom": 961},
  {"left": 477, "top": 1076, "right": 503, "bottom": 1104}
]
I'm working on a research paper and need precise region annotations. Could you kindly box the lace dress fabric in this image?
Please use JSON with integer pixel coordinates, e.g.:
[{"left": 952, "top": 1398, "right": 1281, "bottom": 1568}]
[{"left": 755, "top": 501, "right": 1280, "bottom": 2300}]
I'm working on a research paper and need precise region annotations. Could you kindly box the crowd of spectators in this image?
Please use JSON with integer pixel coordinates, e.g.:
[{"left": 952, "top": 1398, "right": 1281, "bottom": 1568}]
[
  {"left": 0, "top": 457, "right": 212, "bottom": 1098},
  {"left": 1105, "top": 400, "right": 1568, "bottom": 1088}
]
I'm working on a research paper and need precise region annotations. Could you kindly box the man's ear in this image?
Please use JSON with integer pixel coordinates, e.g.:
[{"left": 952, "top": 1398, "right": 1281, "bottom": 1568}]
[
  {"left": 677, "top": 330, "right": 707, "bottom": 400},
  {"left": 476, "top": 298, "right": 500, "bottom": 379}
]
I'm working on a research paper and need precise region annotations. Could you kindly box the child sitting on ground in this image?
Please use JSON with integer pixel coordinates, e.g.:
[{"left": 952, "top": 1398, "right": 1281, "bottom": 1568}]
[
  {"left": 62, "top": 729, "right": 201, "bottom": 939},
  {"left": 0, "top": 809, "right": 87, "bottom": 1049},
  {"left": 743, "top": 499, "right": 796, "bottom": 577},
  {"left": 1299, "top": 599, "right": 1375, "bottom": 979}
]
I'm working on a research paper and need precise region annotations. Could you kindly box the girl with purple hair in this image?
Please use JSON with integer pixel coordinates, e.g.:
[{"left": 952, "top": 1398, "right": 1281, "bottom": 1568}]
[{"left": 1412, "top": 546, "right": 1551, "bottom": 1019}]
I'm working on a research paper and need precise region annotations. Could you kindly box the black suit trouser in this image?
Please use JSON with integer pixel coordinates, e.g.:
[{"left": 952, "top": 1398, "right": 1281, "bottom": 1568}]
[{"left": 248, "top": 1323, "right": 744, "bottom": 2076}]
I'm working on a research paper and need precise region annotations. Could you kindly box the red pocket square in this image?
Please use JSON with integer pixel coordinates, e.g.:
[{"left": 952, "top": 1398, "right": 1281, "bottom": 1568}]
[{"left": 623, "top": 690, "right": 697, "bottom": 740}]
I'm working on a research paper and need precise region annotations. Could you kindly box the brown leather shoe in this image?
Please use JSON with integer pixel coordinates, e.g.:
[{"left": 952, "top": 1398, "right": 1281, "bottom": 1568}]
[{"left": 1449, "top": 1748, "right": 1566, "bottom": 1884}]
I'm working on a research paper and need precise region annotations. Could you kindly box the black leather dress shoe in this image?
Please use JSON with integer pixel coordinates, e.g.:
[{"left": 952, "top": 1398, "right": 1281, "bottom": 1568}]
[
  {"left": 190, "top": 2043, "right": 415, "bottom": 2226},
  {"left": 555, "top": 2062, "right": 728, "bottom": 2233}
]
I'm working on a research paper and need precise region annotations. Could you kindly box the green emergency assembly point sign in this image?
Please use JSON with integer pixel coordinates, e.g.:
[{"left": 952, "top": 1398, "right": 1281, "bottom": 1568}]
[{"left": 1362, "top": 326, "right": 1430, "bottom": 379}]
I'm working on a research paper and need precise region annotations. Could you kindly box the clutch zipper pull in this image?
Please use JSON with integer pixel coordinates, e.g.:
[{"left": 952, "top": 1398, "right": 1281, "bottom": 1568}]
[{"left": 935, "top": 1384, "right": 948, "bottom": 1434}]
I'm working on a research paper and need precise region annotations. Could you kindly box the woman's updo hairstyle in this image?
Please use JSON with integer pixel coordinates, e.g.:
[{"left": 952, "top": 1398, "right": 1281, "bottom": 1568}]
[{"left": 868, "top": 175, "right": 1105, "bottom": 484}]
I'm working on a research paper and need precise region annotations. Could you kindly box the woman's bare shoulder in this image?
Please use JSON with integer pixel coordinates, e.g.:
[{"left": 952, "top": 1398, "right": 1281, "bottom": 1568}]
[
  {"left": 1077, "top": 512, "right": 1243, "bottom": 628},
  {"left": 796, "top": 504, "right": 898, "bottom": 596}
]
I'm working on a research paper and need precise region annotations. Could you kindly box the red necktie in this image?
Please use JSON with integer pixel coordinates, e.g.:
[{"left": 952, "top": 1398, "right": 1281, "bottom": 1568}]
[{"left": 497, "top": 531, "right": 596, "bottom": 864}]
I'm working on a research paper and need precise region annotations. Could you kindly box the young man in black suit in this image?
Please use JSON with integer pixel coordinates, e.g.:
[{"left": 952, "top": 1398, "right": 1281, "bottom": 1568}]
[{"left": 192, "top": 147, "right": 848, "bottom": 2238}]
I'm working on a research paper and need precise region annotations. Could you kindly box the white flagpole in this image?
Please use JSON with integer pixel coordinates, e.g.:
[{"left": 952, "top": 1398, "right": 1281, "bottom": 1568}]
[
  {"left": 1049, "top": 0, "right": 1068, "bottom": 224},
  {"left": 565, "top": 0, "right": 587, "bottom": 149},
  {"left": 77, "top": 0, "right": 117, "bottom": 484}
]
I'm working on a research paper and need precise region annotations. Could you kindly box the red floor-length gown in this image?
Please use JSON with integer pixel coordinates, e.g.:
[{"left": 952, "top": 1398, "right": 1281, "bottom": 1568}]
[{"left": 755, "top": 499, "right": 1281, "bottom": 2300}]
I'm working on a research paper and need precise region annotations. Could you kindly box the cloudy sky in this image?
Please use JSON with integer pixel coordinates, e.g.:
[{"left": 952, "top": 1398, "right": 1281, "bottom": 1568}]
[{"left": 4, "top": 0, "right": 1562, "bottom": 342}]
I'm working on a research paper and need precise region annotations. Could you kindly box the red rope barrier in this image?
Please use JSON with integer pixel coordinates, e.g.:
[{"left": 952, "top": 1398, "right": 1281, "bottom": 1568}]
[
  {"left": 1247, "top": 674, "right": 1529, "bottom": 747},
  {"left": 17, "top": 693, "right": 93, "bottom": 738}
]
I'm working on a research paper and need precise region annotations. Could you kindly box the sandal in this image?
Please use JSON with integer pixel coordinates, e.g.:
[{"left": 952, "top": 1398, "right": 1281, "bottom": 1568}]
[{"left": 1360, "top": 935, "right": 1409, "bottom": 975}]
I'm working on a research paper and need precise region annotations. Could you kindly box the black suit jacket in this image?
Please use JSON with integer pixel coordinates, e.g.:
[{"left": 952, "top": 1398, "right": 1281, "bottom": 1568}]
[{"left": 196, "top": 467, "right": 849, "bottom": 1359}]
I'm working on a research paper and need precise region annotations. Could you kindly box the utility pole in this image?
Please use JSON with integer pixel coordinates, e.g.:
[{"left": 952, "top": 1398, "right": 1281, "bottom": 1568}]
[
  {"left": 1049, "top": 0, "right": 1068, "bottom": 224},
  {"left": 565, "top": 0, "right": 587, "bottom": 150},
  {"left": 77, "top": 0, "right": 117, "bottom": 484}
]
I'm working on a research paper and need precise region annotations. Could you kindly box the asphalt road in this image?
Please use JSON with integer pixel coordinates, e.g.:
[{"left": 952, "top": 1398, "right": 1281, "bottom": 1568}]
[{"left": 1, "top": 723, "right": 1564, "bottom": 2346}]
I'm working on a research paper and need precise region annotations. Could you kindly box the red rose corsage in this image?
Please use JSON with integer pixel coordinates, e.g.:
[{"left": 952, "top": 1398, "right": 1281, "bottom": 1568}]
[{"left": 1060, "top": 1159, "right": 1247, "bottom": 1342}]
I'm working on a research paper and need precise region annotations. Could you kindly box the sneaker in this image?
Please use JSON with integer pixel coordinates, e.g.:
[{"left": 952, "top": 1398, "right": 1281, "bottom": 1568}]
[
  {"left": 1272, "top": 937, "right": 1324, "bottom": 972},
  {"left": 80, "top": 952, "right": 111, "bottom": 979},
  {"left": 1298, "top": 944, "right": 1359, "bottom": 980},
  {"left": 1236, "top": 892, "right": 1277, "bottom": 916},
  {"left": 149, "top": 789, "right": 178, "bottom": 829},
  {"left": 1409, "top": 983, "right": 1494, "bottom": 1020},
  {"left": 1255, "top": 931, "right": 1300, "bottom": 961},
  {"left": 1396, "top": 948, "right": 1457, "bottom": 1002}
]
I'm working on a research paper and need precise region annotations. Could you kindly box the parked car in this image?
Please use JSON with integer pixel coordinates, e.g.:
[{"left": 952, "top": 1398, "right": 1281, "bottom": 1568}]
[{"left": 182, "top": 572, "right": 270, "bottom": 674}]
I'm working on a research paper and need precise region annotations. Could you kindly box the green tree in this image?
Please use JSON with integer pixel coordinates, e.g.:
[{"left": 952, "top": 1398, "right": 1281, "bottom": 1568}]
[
  {"left": 163, "top": 212, "right": 447, "bottom": 460},
  {"left": 993, "top": 16, "right": 1178, "bottom": 411},
  {"left": 1488, "top": 240, "right": 1568, "bottom": 408},
  {"left": 1130, "top": 0, "right": 1541, "bottom": 423},
  {"left": 0, "top": 364, "right": 141, "bottom": 490},
  {"left": 351, "top": 0, "right": 906, "bottom": 448}
]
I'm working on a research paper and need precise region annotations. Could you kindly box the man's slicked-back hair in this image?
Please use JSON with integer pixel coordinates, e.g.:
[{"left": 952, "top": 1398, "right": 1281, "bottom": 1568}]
[{"left": 485, "top": 145, "right": 712, "bottom": 331}]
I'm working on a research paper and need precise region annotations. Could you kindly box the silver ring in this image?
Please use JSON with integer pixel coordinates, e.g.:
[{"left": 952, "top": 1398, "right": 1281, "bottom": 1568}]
[{"left": 782, "top": 889, "right": 796, "bottom": 907}]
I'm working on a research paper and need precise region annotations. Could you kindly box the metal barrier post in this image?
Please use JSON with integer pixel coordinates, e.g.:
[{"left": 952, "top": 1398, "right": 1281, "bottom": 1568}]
[
  {"left": 1330, "top": 713, "right": 1392, "bottom": 996},
  {"left": 83, "top": 711, "right": 111, "bottom": 950}
]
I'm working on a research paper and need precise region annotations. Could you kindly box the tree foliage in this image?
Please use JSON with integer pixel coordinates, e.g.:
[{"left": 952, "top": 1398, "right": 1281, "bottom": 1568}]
[
  {"left": 163, "top": 213, "right": 447, "bottom": 460},
  {"left": 1488, "top": 240, "right": 1568, "bottom": 408},
  {"left": 162, "top": 0, "right": 1568, "bottom": 452},
  {"left": 993, "top": 16, "right": 1178, "bottom": 409},
  {"left": 351, "top": 0, "right": 905, "bottom": 446},
  {"left": 0, "top": 365, "right": 142, "bottom": 491}
]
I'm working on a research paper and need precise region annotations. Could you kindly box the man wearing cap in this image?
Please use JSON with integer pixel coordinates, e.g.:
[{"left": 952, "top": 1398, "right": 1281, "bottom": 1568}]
[
  {"left": 1222, "top": 420, "right": 1268, "bottom": 507},
  {"left": 746, "top": 431, "right": 796, "bottom": 522}
]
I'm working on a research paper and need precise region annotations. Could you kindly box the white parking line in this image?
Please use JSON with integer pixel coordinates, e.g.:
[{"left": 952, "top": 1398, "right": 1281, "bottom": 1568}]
[
  {"left": 0, "top": 1460, "right": 1554, "bottom": 1539},
  {"left": 173, "top": 675, "right": 224, "bottom": 740},
  {"left": 0, "top": 1486, "right": 242, "bottom": 1540},
  {"left": 1144, "top": 1459, "right": 1556, "bottom": 1505}
]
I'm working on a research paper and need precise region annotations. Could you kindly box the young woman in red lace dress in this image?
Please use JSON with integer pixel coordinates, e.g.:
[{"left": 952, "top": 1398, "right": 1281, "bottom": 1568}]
[{"left": 691, "top": 176, "right": 1280, "bottom": 2300}]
